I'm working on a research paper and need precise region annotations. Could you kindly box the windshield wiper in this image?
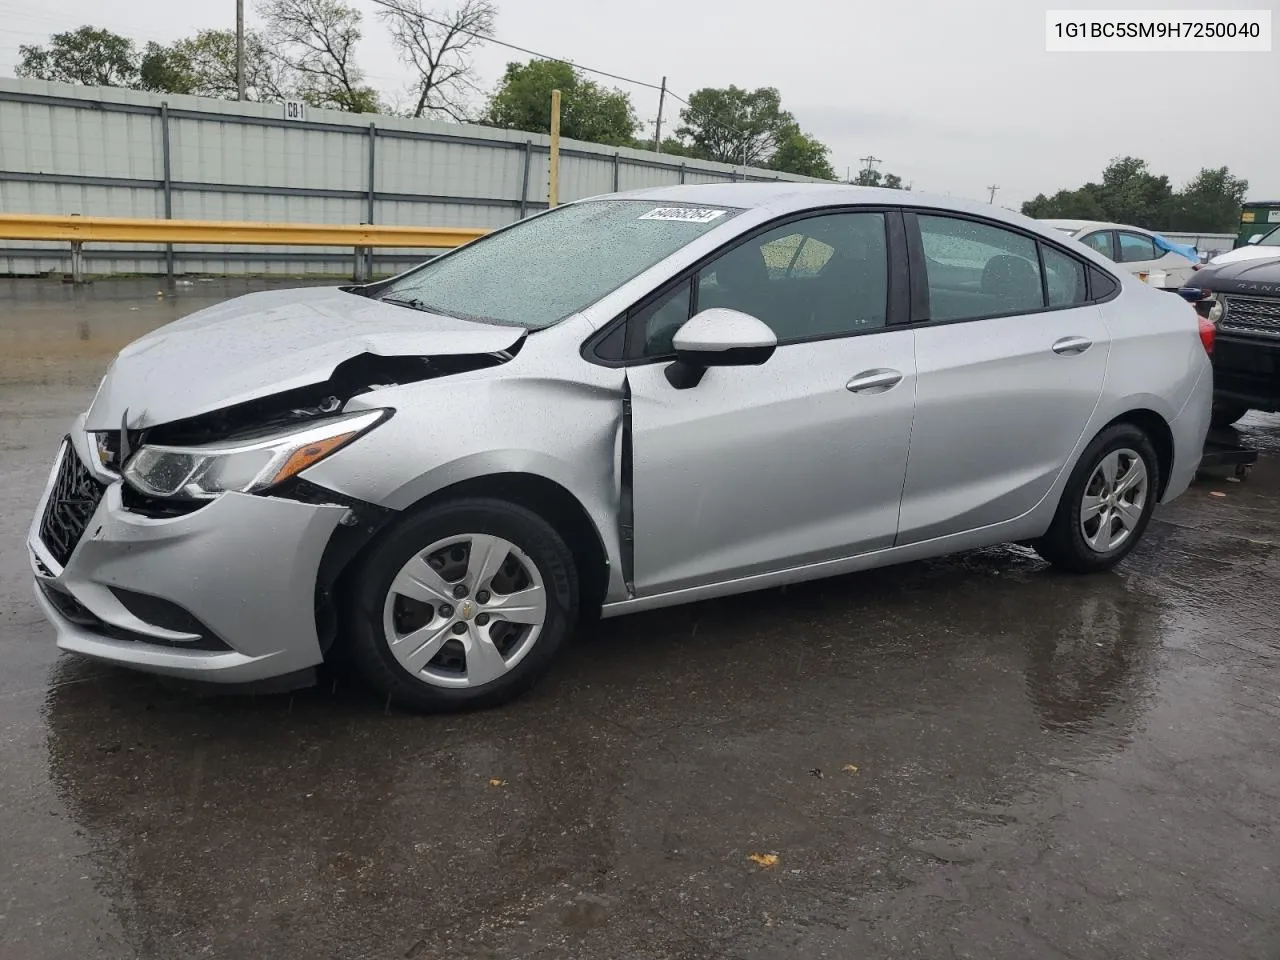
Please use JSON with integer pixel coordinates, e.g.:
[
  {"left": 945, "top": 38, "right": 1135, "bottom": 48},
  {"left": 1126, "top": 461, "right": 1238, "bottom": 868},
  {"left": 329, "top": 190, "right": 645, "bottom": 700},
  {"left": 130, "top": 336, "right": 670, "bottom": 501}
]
[{"left": 380, "top": 294, "right": 433, "bottom": 311}]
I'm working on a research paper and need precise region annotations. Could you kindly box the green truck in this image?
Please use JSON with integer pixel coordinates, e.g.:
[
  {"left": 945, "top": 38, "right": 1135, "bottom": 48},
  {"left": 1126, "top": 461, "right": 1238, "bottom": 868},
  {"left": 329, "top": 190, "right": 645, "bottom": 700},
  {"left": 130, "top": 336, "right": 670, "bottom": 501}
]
[{"left": 1236, "top": 200, "right": 1280, "bottom": 248}]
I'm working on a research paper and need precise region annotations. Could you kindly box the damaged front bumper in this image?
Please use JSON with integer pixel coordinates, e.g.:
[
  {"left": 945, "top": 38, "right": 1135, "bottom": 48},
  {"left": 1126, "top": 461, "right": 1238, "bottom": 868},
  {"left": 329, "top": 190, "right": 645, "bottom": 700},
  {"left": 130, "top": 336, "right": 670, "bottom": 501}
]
[{"left": 28, "top": 434, "right": 351, "bottom": 685}]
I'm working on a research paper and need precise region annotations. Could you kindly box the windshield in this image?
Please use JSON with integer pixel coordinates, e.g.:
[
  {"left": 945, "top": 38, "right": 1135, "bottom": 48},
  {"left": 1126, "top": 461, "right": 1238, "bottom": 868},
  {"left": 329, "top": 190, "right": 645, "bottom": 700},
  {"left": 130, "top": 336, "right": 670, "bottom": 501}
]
[
  {"left": 1259, "top": 226, "right": 1280, "bottom": 247},
  {"left": 379, "top": 199, "right": 742, "bottom": 329}
]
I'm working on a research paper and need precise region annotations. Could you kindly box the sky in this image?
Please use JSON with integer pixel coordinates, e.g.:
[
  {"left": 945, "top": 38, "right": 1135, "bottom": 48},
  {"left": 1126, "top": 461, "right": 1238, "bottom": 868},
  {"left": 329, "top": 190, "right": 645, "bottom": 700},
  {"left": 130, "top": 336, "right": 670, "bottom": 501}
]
[{"left": 1, "top": 0, "right": 1277, "bottom": 209}]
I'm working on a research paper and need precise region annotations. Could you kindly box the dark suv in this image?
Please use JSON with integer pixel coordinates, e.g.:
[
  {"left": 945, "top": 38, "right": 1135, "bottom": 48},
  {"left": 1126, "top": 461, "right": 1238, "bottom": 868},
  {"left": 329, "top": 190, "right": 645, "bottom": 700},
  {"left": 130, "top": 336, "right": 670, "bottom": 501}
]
[{"left": 1181, "top": 257, "right": 1280, "bottom": 427}]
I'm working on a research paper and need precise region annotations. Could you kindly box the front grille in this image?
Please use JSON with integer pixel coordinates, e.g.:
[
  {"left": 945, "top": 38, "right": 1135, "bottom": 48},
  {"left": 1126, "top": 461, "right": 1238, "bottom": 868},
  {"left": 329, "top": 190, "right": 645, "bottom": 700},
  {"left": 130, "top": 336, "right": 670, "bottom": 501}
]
[
  {"left": 1222, "top": 296, "right": 1280, "bottom": 337},
  {"left": 38, "top": 441, "right": 106, "bottom": 567}
]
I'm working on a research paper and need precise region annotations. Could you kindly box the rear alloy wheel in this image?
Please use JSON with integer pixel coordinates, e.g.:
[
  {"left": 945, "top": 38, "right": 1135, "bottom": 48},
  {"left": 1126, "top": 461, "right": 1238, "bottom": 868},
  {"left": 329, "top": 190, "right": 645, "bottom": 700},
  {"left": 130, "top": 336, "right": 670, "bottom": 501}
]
[
  {"left": 1077, "top": 449, "right": 1148, "bottom": 554},
  {"left": 1033, "top": 424, "right": 1159, "bottom": 573},
  {"left": 344, "top": 499, "right": 578, "bottom": 711}
]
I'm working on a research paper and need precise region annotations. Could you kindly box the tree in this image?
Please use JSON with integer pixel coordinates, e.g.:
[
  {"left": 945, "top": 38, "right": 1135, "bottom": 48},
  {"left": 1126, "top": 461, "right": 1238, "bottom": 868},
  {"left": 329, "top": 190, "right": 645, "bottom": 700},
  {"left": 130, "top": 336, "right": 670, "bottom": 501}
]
[
  {"left": 1022, "top": 158, "right": 1248, "bottom": 232},
  {"left": 851, "top": 167, "right": 909, "bottom": 189},
  {"left": 16, "top": 26, "right": 138, "bottom": 87},
  {"left": 257, "top": 0, "right": 381, "bottom": 113},
  {"left": 482, "top": 60, "right": 637, "bottom": 146},
  {"left": 376, "top": 0, "right": 495, "bottom": 120},
  {"left": 152, "top": 29, "right": 291, "bottom": 101},
  {"left": 138, "top": 41, "right": 195, "bottom": 94},
  {"left": 1166, "top": 166, "right": 1249, "bottom": 233},
  {"left": 672, "top": 86, "right": 795, "bottom": 167},
  {"left": 1097, "top": 156, "right": 1173, "bottom": 229},
  {"left": 768, "top": 130, "right": 834, "bottom": 180},
  {"left": 12, "top": 23, "right": 290, "bottom": 101},
  {"left": 137, "top": 32, "right": 285, "bottom": 101},
  {"left": 1022, "top": 185, "right": 1106, "bottom": 220},
  {"left": 654, "top": 136, "right": 696, "bottom": 157}
]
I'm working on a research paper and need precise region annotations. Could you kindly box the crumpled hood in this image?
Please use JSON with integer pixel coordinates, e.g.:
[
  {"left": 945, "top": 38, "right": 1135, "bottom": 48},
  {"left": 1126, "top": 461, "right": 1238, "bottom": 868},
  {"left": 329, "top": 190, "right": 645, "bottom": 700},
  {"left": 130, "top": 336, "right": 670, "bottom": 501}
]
[{"left": 85, "top": 286, "right": 524, "bottom": 430}]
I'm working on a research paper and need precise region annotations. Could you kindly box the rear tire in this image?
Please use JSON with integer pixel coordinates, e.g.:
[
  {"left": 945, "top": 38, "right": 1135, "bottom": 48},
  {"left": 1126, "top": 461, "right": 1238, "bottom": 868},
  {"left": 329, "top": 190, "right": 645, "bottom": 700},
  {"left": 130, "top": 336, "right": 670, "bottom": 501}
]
[
  {"left": 1210, "top": 402, "right": 1250, "bottom": 428},
  {"left": 1032, "top": 424, "right": 1159, "bottom": 574},
  {"left": 342, "top": 498, "right": 579, "bottom": 712}
]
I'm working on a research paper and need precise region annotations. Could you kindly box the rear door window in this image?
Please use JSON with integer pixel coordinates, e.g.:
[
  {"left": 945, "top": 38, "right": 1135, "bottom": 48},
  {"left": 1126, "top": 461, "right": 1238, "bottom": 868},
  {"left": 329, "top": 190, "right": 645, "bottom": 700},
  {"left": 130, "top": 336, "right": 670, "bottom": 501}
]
[
  {"left": 1042, "top": 246, "right": 1088, "bottom": 307},
  {"left": 917, "top": 215, "right": 1044, "bottom": 321},
  {"left": 1117, "top": 231, "right": 1158, "bottom": 263},
  {"left": 1079, "top": 231, "right": 1116, "bottom": 260}
]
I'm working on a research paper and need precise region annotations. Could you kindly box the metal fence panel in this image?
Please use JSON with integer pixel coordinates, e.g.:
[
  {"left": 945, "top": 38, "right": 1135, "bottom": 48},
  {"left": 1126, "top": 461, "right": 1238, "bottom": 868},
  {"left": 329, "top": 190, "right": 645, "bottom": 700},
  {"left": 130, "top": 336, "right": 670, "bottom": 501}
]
[{"left": 0, "top": 77, "right": 820, "bottom": 277}]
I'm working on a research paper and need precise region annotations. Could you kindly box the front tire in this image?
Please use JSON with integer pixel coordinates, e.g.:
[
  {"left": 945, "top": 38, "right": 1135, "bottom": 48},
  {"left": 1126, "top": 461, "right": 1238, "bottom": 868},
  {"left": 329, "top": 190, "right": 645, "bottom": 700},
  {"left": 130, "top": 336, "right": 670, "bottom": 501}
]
[
  {"left": 1032, "top": 424, "right": 1159, "bottom": 574},
  {"left": 342, "top": 498, "right": 579, "bottom": 712}
]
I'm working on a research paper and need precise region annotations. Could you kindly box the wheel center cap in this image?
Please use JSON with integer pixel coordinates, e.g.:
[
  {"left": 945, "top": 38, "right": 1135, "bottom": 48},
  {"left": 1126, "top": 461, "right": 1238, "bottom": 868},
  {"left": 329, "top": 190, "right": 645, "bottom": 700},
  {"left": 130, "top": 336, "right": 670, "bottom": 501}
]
[{"left": 459, "top": 600, "right": 475, "bottom": 620}]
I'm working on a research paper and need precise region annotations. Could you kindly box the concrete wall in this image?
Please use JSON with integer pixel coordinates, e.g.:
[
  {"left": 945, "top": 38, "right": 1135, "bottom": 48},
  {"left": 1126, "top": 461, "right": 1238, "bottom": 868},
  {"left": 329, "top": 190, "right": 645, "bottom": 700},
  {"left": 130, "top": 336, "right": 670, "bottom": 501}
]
[{"left": 0, "top": 78, "right": 817, "bottom": 277}]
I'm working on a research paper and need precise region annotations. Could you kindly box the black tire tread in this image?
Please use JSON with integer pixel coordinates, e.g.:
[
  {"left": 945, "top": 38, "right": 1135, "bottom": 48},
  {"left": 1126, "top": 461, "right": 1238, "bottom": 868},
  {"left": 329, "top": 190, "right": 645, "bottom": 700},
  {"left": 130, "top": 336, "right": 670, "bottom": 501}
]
[
  {"left": 1032, "top": 423, "right": 1160, "bottom": 574},
  {"left": 341, "top": 497, "right": 579, "bottom": 712}
]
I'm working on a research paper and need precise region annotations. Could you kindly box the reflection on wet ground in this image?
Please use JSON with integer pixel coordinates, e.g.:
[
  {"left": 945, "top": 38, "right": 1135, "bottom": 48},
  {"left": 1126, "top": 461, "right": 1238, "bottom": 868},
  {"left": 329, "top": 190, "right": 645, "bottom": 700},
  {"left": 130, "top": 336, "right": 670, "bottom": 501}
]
[{"left": 1, "top": 279, "right": 1278, "bottom": 959}]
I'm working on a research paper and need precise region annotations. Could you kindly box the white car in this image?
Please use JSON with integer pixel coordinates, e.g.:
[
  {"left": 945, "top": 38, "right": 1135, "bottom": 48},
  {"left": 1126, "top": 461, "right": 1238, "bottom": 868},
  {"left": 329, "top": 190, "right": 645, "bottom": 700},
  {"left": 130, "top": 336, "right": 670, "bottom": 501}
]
[
  {"left": 1040, "top": 220, "right": 1197, "bottom": 289},
  {"left": 1204, "top": 224, "right": 1280, "bottom": 269}
]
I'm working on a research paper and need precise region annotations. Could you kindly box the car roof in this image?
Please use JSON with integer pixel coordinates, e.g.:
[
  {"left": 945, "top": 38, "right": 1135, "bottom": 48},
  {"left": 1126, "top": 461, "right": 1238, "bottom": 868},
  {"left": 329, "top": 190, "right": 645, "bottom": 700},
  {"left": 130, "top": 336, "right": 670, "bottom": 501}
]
[
  {"left": 1040, "top": 218, "right": 1105, "bottom": 231},
  {"left": 1039, "top": 218, "right": 1156, "bottom": 235},
  {"left": 599, "top": 182, "right": 1049, "bottom": 233}
]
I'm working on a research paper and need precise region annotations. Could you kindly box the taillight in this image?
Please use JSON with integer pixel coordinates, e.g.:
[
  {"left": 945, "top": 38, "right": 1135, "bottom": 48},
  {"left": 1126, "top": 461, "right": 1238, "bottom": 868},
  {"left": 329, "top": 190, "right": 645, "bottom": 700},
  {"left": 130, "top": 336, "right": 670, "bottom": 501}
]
[
  {"left": 1198, "top": 315, "right": 1215, "bottom": 354},
  {"left": 1192, "top": 263, "right": 1203, "bottom": 271}
]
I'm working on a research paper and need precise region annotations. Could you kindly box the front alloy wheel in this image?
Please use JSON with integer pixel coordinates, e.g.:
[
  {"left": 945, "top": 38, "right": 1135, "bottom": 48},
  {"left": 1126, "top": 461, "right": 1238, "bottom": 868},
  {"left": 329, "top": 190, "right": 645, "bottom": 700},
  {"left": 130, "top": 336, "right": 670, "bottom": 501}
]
[
  {"left": 384, "top": 534, "right": 547, "bottom": 688},
  {"left": 344, "top": 498, "right": 579, "bottom": 711}
]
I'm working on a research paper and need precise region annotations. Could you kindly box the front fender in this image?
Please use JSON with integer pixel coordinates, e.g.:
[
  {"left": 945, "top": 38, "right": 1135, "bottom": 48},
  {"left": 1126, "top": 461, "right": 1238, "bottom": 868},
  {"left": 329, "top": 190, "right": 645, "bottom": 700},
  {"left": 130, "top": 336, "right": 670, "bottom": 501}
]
[{"left": 300, "top": 366, "right": 627, "bottom": 600}]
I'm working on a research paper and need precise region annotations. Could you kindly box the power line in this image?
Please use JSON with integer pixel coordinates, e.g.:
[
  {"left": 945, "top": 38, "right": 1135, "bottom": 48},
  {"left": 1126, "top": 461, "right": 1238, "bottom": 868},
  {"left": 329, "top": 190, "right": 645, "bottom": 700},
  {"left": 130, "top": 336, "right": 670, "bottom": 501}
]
[
  {"left": 363, "top": 0, "right": 664, "bottom": 92},
  {"left": 363, "top": 0, "right": 756, "bottom": 162}
]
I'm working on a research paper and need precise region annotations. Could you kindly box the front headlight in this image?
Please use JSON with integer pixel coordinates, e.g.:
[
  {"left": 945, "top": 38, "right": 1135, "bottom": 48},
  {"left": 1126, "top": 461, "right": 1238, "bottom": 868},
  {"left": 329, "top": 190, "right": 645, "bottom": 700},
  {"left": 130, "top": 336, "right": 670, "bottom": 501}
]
[
  {"left": 1207, "top": 293, "right": 1225, "bottom": 325},
  {"left": 122, "top": 409, "right": 387, "bottom": 500}
]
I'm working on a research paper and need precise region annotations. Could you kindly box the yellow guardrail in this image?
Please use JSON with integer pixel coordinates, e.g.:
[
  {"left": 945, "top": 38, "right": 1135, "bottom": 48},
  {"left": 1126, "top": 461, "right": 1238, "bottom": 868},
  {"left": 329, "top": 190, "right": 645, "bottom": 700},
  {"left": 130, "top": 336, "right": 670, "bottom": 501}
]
[{"left": 0, "top": 213, "right": 488, "bottom": 248}]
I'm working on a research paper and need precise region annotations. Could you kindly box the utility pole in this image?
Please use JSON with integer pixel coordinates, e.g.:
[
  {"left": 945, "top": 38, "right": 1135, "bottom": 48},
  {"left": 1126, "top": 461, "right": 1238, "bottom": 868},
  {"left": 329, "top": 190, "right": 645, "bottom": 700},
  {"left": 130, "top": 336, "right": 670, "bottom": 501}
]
[
  {"left": 987, "top": 184, "right": 1000, "bottom": 204},
  {"left": 548, "top": 89, "right": 561, "bottom": 207},
  {"left": 653, "top": 76, "right": 667, "bottom": 153},
  {"left": 854, "top": 155, "right": 881, "bottom": 185},
  {"left": 236, "top": 0, "right": 246, "bottom": 101}
]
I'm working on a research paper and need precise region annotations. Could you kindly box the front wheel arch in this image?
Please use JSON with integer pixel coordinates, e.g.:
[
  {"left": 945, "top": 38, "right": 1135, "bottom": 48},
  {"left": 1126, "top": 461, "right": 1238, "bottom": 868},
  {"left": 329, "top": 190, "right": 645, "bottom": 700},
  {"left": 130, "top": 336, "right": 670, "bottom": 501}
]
[{"left": 395, "top": 473, "right": 611, "bottom": 620}]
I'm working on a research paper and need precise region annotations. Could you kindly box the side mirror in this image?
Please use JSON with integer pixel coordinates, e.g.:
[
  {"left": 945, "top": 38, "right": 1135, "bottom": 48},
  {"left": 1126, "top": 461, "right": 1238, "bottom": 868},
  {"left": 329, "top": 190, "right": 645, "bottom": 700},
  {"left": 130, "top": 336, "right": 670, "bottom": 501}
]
[
  {"left": 665, "top": 308, "right": 777, "bottom": 390},
  {"left": 1247, "top": 234, "right": 1262, "bottom": 245}
]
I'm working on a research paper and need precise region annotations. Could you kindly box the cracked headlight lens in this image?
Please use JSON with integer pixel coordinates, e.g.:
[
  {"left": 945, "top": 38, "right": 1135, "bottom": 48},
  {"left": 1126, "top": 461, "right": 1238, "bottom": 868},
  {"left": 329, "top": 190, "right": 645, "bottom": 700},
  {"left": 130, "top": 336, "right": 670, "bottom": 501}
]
[{"left": 122, "top": 409, "right": 386, "bottom": 500}]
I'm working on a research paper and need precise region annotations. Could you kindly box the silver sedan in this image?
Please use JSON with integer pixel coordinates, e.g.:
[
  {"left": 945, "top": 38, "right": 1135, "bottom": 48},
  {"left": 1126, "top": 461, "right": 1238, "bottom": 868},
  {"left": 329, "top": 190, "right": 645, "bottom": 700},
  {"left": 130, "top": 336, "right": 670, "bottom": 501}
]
[{"left": 28, "top": 184, "right": 1214, "bottom": 710}]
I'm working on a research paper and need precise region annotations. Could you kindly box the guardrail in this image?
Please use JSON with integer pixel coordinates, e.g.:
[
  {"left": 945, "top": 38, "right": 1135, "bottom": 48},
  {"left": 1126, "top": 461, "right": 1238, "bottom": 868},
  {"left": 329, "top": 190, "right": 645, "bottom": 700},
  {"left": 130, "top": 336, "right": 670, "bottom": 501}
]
[{"left": 0, "top": 214, "right": 489, "bottom": 282}]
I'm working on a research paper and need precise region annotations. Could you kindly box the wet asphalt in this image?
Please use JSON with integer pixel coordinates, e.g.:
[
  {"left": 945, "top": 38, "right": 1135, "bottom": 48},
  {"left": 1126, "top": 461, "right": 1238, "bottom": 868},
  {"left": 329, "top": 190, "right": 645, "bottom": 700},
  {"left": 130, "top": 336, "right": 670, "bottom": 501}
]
[{"left": 1, "top": 278, "right": 1278, "bottom": 960}]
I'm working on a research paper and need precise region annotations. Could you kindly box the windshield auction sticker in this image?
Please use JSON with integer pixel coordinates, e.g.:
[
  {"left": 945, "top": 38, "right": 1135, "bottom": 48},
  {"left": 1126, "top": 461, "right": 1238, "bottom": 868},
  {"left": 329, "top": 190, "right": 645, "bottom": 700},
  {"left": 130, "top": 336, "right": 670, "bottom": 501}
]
[{"left": 639, "top": 208, "right": 728, "bottom": 224}]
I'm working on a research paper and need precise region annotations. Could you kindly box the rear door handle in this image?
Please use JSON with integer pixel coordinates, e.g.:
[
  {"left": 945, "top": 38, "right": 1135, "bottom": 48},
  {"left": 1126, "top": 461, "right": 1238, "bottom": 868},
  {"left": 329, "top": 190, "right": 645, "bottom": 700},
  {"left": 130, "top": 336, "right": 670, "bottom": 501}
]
[
  {"left": 1052, "top": 336, "right": 1093, "bottom": 356},
  {"left": 846, "top": 368, "right": 904, "bottom": 394}
]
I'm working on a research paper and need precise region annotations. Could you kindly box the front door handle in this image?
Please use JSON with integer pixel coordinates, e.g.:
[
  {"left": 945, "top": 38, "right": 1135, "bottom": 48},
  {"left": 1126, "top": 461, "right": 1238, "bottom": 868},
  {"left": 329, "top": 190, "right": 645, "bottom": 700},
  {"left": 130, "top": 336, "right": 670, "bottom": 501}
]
[
  {"left": 1052, "top": 336, "right": 1093, "bottom": 356},
  {"left": 846, "top": 368, "right": 904, "bottom": 394}
]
